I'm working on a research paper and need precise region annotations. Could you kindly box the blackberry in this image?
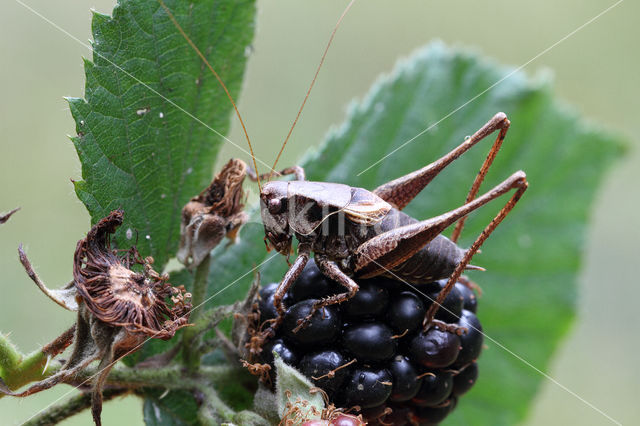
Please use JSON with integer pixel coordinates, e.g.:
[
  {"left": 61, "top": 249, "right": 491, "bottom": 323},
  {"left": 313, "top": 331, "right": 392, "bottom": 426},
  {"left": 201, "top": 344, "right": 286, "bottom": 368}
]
[
  {"left": 413, "top": 398, "right": 457, "bottom": 424},
  {"left": 299, "top": 350, "right": 350, "bottom": 396},
  {"left": 343, "top": 280, "right": 389, "bottom": 319},
  {"left": 260, "top": 338, "right": 298, "bottom": 366},
  {"left": 343, "top": 323, "right": 397, "bottom": 362},
  {"left": 288, "top": 259, "right": 337, "bottom": 303},
  {"left": 258, "top": 282, "right": 280, "bottom": 322},
  {"left": 424, "top": 279, "right": 464, "bottom": 323},
  {"left": 453, "top": 309, "right": 483, "bottom": 368},
  {"left": 282, "top": 299, "right": 340, "bottom": 348},
  {"left": 340, "top": 367, "right": 393, "bottom": 408},
  {"left": 387, "top": 291, "right": 425, "bottom": 335},
  {"left": 409, "top": 328, "right": 461, "bottom": 369},
  {"left": 260, "top": 338, "right": 298, "bottom": 383},
  {"left": 411, "top": 370, "right": 453, "bottom": 407},
  {"left": 456, "top": 282, "right": 478, "bottom": 313},
  {"left": 452, "top": 361, "right": 478, "bottom": 397},
  {"left": 389, "top": 355, "right": 422, "bottom": 402},
  {"left": 250, "top": 259, "right": 484, "bottom": 424}
]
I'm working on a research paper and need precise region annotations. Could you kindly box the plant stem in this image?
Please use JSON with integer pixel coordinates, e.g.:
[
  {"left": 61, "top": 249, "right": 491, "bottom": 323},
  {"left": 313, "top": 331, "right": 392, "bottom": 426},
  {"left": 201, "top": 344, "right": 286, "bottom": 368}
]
[
  {"left": 183, "top": 253, "right": 212, "bottom": 371},
  {"left": 196, "top": 384, "right": 236, "bottom": 425},
  {"left": 0, "top": 343, "right": 49, "bottom": 393},
  {"left": 22, "top": 388, "right": 128, "bottom": 426},
  {"left": 0, "top": 333, "right": 22, "bottom": 373}
]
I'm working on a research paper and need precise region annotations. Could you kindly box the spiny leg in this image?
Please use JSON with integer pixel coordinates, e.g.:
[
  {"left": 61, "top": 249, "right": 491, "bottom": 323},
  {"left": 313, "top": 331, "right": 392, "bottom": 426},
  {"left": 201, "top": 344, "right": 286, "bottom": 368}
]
[
  {"left": 292, "top": 255, "right": 360, "bottom": 332},
  {"left": 458, "top": 275, "right": 482, "bottom": 296},
  {"left": 424, "top": 176, "right": 528, "bottom": 327},
  {"left": 264, "top": 243, "right": 311, "bottom": 337},
  {"left": 373, "top": 112, "right": 510, "bottom": 210},
  {"left": 355, "top": 171, "right": 527, "bottom": 278},
  {"left": 451, "top": 117, "right": 511, "bottom": 243}
]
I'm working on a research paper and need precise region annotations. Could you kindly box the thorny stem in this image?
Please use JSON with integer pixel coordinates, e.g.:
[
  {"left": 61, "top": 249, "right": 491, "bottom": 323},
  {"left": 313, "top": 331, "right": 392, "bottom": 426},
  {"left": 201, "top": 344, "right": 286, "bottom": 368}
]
[
  {"left": 22, "top": 388, "right": 129, "bottom": 426},
  {"left": 183, "top": 253, "right": 212, "bottom": 371}
]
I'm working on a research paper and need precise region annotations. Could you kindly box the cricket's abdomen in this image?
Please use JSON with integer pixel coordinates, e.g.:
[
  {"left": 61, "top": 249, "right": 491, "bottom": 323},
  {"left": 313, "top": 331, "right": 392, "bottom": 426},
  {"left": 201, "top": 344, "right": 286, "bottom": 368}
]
[{"left": 374, "top": 209, "right": 465, "bottom": 283}]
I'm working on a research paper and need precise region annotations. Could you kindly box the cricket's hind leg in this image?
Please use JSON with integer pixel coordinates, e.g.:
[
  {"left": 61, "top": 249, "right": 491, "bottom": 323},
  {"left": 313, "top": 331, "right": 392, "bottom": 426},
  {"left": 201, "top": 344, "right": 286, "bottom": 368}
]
[
  {"left": 373, "top": 112, "right": 510, "bottom": 211},
  {"left": 451, "top": 116, "right": 510, "bottom": 243},
  {"left": 424, "top": 174, "right": 528, "bottom": 327},
  {"left": 354, "top": 171, "right": 527, "bottom": 280}
]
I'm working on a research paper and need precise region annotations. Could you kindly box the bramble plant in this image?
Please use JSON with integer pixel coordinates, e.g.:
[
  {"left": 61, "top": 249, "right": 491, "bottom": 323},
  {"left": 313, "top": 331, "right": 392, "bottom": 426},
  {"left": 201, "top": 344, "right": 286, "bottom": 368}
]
[{"left": 0, "top": 0, "right": 623, "bottom": 425}]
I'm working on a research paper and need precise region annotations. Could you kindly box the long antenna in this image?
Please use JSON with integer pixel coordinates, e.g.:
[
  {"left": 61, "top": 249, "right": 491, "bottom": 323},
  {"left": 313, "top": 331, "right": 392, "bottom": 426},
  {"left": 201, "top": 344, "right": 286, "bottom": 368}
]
[
  {"left": 157, "top": 0, "right": 262, "bottom": 190},
  {"left": 268, "top": 0, "right": 356, "bottom": 180}
]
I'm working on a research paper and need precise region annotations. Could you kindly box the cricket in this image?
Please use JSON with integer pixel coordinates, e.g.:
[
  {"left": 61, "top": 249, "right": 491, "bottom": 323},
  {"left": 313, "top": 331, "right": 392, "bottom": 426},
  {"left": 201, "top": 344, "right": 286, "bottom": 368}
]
[{"left": 160, "top": 0, "right": 528, "bottom": 335}]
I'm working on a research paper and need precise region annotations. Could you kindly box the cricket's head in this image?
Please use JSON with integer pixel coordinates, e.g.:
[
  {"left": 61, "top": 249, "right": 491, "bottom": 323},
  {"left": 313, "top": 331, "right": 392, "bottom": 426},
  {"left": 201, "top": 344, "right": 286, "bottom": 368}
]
[{"left": 260, "top": 181, "right": 293, "bottom": 255}]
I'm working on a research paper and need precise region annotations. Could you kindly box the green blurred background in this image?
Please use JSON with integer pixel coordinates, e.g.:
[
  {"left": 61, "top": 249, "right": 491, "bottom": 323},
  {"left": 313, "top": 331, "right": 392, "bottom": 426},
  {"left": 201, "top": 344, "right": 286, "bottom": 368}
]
[{"left": 1, "top": 0, "right": 638, "bottom": 424}]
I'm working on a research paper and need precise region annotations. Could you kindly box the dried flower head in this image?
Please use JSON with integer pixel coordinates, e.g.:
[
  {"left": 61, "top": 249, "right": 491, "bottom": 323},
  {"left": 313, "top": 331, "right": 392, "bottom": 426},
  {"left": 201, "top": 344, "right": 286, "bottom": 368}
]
[
  {"left": 74, "top": 210, "right": 191, "bottom": 339},
  {"left": 177, "top": 158, "right": 249, "bottom": 268},
  {"left": 2, "top": 210, "right": 191, "bottom": 426}
]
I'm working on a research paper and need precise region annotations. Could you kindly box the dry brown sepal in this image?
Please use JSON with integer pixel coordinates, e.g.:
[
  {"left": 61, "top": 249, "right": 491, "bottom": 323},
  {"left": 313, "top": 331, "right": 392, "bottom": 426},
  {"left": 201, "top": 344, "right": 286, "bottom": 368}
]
[
  {"left": 177, "top": 158, "right": 249, "bottom": 268},
  {"left": 1, "top": 210, "right": 192, "bottom": 426}
]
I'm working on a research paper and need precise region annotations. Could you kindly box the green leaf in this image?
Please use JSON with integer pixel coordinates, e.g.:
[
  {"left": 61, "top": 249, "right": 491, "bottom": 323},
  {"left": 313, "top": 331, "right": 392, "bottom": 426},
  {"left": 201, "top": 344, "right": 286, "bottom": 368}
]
[
  {"left": 274, "top": 354, "right": 324, "bottom": 423},
  {"left": 143, "top": 389, "right": 199, "bottom": 426},
  {"left": 69, "top": 0, "right": 256, "bottom": 268},
  {"left": 205, "top": 42, "right": 623, "bottom": 423}
]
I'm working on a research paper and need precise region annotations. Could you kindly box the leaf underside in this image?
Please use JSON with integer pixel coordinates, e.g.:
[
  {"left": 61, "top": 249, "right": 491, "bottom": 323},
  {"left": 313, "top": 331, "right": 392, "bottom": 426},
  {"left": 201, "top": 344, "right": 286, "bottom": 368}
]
[
  {"left": 69, "top": 0, "right": 256, "bottom": 269},
  {"left": 200, "top": 42, "right": 623, "bottom": 425}
]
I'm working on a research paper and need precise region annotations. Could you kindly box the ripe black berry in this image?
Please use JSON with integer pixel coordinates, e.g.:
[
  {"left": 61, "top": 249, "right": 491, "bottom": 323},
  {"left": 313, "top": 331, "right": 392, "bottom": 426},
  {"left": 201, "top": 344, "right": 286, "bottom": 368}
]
[
  {"left": 452, "top": 361, "right": 478, "bottom": 397},
  {"left": 413, "top": 397, "right": 457, "bottom": 424},
  {"left": 453, "top": 309, "right": 483, "bottom": 367},
  {"left": 299, "top": 350, "right": 350, "bottom": 395},
  {"left": 384, "top": 404, "right": 412, "bottom": 425},
  {"left": 411, "top": 370, "right": 453, "bottom": 407},
  {"left": 409, "top": 328, "right": 461, "bottom": 368},
  {"left": 251, "top": 266, "right": 485, "bottom": 425},
  {"left": 387, "top": 291, "right": 425, "bottom": 335},
  {"left": 343, "top": 323, "right": 397, "bottom": 362},
  {"left": 289, "top": 259, "right": 336, "bottom": 303},
  {"left": 282, "top": 300, "right": 340, "bottom": 348},
  {"left": 425, "top": 279, "right": 464, "bottom": 323},
  {"left": 456, "top": 282, "right": 478, "bottom": 313},
  {"left": 258, "top": 282, "right": 279, "bottom": 322},
  {"left": 340, "top": 367, "right": 393, "bottom": 409},
  {"left": 343, "top": 281, "right": 389, "bottom": 319},
  {"left": 260, "top": 338, "right": 298, "bottom": 367},
  {"left": 389, "top": 355, "right": 422, "bottom": 402}
]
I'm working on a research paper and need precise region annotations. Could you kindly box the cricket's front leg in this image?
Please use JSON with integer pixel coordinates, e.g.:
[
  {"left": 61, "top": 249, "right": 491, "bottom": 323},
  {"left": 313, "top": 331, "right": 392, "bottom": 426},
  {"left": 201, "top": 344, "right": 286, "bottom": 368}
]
[
  {"left": 292, "top": 255, "right": 359, "bottom": 333},
  {"left": 263, "top": 243, "right": 311, "bottom": 340}
]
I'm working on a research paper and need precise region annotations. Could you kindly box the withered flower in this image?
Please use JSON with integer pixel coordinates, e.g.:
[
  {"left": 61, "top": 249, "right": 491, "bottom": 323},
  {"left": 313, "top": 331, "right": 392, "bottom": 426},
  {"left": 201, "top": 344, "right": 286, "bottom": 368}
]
[
  {"left": 177, "top": 158, "right": 249, "bottom": 268},
  {"left": 74, "top": 210, "right": 191, "bottom": 338},
  {"left": 1, "top": 210, "right": 191, "bottom": 426}
]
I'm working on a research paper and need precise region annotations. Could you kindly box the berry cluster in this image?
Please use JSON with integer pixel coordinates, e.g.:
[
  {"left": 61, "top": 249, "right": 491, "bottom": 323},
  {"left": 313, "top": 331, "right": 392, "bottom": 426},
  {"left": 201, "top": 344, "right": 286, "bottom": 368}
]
[{"left": 257, "top": 259, "right": 482, "bottom": 425}]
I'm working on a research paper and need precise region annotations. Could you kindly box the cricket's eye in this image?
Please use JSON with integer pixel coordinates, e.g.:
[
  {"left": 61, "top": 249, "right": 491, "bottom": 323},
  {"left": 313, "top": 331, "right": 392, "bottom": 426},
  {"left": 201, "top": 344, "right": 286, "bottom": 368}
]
[{"left": 268, "top": 198, "right": 284, "bottom": 214}]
